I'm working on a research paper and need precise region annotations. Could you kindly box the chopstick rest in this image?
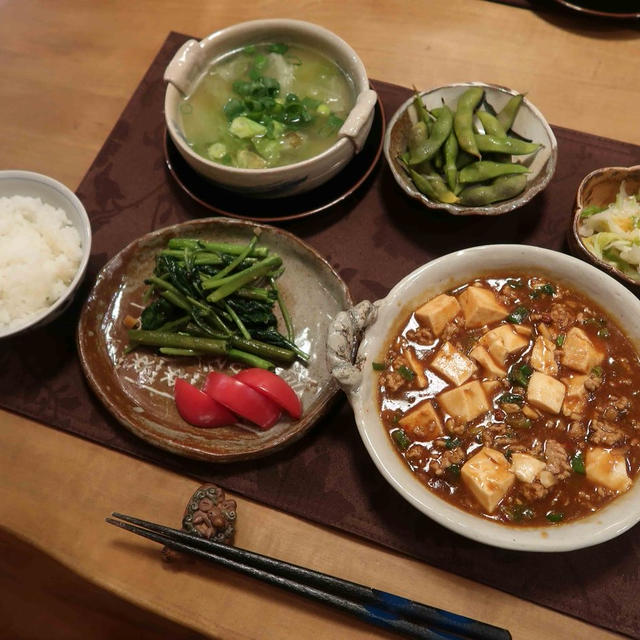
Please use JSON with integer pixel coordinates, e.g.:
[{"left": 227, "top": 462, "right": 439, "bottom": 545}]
[{"left": 107, "top": 512, "right": 511, "bottom": 640}]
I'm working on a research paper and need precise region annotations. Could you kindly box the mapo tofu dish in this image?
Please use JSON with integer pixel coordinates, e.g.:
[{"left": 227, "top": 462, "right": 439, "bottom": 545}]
[{"left": 376, "top": 274, "right": 640, "bottom": 526}]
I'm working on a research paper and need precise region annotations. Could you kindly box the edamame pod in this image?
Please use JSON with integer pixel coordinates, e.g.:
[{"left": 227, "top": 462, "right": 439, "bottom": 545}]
[
  {"left": 459, "top": 160, "right": 529, "bottom": 184},
  {"left": 476, "top": 111, "right": 511, "bottom": 162},
  {"left": 455, "top": 149, "right": 476, "bottom": 169},
  {"left": 454, "top": 87, "right": 484, "bottom": 158},
  {"left": 408, "top": 166, "right": 459, "bottom": 204},
  {"left": 443, "top": 131, "right": 459, "bottom": 192},
  {"left": 458, "top": 174, "right": 527, "bottom": 206},
  {"left": 477, "top": 111, "right": 507, "bottom": 138},
  {"left": 497, "top": 94, "right": 524, "bottom": 131},
  {"left": 408, "top": 121, "right": 429, "bottom": 163},
  {"left": 408, "top": 105, "right": 453, "bottom": 165},
  {"left": 474, "top": 134, "right": 540, "bottom": 155},
  {"left": 412, "top": 88, "right": 432, "bottom": 130}
]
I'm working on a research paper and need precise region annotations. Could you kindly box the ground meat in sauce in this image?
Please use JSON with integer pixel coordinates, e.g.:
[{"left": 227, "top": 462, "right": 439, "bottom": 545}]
[
  {"left": 544, "top": 440, "right": 571, "bottom": 480},
  {"left": 430, "top": 448, "right": 466, "bottom": 476},
  {"left": 377, "top": 273, "right": 640, "bottom": 527},
  {"left": 588, "top": 419, "right": 626, "bottom": 447}
]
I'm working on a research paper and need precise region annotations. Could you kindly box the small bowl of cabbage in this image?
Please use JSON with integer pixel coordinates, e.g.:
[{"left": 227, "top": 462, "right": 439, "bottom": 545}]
[
  {"left": 163, "top": 20, "right": 377, "bottom": 198},
  {"left": 569, "top": 165, "right": 640, "bottom": 292}
]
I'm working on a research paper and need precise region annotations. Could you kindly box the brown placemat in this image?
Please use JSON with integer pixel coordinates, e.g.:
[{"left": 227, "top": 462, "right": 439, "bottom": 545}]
[{"left": 3, "top": 32, "right": 640, "bottom": 638}]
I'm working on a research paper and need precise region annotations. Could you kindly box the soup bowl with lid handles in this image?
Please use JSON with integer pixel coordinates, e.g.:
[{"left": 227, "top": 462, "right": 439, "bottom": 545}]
[
  {"left": 164, "top": 19, "right": 377, "bottom": 198},
  {"left": 327, "top": 244, "right": 640, "bottom": 551}
]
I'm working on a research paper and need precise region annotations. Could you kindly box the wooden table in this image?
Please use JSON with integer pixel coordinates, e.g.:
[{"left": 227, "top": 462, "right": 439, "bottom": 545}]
[{"left": 1, "top": 1, "right": 638, "bottom": 638}]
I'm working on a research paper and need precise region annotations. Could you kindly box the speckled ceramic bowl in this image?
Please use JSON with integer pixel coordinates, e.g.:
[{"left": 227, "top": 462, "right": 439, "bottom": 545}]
[
  {"left": 568, "top": 164, "right": 640, "bottom": 294},
  {"left": 384, "top": 82, "right": 557, "bottom": 216},
  {"left": 78, "top": 217, "right": 351, "bottom": 462},
  {"left": 328, "top": 244, "right": 640, "bottom": 551},
  {"left": 164, "top": 19, "right": 377, "bottom": 198}
]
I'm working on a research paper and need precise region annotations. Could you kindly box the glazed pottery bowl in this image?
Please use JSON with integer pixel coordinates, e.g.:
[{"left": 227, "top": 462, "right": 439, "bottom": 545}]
[
  {"left": 327, "top": 244, "right": 640, "bottom": 551},
  {"left": 568, "top": 164, "right": 640, "bottom": 294},
  {"left": 0, "top": 170, "right": 91, "bottom": 339},
  {"left": 164, "top": 19, "right": 377, "bottom": 198},
  {"left": 384, "top": 82, "right": 557, "bottom": 216}
]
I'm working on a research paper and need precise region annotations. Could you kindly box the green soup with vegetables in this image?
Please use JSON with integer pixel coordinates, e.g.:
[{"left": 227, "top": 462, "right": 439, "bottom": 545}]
[{"left": 179, "top": 43, "right": 355, "bottom": 169}]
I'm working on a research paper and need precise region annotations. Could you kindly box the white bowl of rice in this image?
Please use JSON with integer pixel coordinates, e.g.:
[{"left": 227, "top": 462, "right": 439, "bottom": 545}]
[{"left": 0, "top": 170, "right": 91, "bottom": 339}]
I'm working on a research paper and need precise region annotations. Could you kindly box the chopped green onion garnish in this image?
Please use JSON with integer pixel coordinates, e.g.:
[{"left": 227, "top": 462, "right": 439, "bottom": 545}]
[
  {"left": 447, "top": 464, "right": 461, "bottom": 479},
  {"left": 445, "top": 437, "right": 461, "bottom": 450},
  {"left": 508, "top": 363, "right": 533, "bottom": 388},
  {"left": 591, "top": 365, "right": 603, "bottom": 377},
  {"left": 498, "top": 393, "right": 524, "bottom": 406},
  {"left": 392, "top": 428, "right": 411, "bottom": 451},
  {"left": 268, "top": 42, "right": 289, "bottom": 54},
  {"left": 505, "top": 414, "right": 532, "bottom": 429},
  {"left": 545, "top": 511, "right": 564, "bottom": 523},
  {"left": 397, "top": 365, "right": 416, "bottom": 381},
  {"left": 530, "top": 283, "right": 555, "bottom": 299},
  {"left": 506, "top": 279, "right": 523, "bottom": 288},
  {"left": 506, "top": 504, "right": 535, "bottom": 522},
  {"left": 597, "top": 327, "right": 610, "bottom": 339},
  {"left": 556, "top": 334, "right": 565, "bottom": 347},
  {"left": 372, "top": 361, "right": 386, "bottom": 371},
  {"left": 570, "top": 452, "right": 586, "bottom": 474},
  {"left": 507, "top": 305, "right": 529, "bottom": 324}
]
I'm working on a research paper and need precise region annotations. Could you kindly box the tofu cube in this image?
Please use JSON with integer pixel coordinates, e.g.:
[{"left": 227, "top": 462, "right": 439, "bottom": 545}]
[
  {"left": 404, "top": 348, "right": 427, "bottom": 389},
  {"left": 585, "top": 447, "right": 631, "bottom": 492},
  {"left": 415, "top": 294, "right": 461, "bottom": 336},
  {"left": 438, "top": 380, "right": 490, "bottom": 423},
  {"left": 478, "top": 324, "right": 529, "bottom": 365},
  {"left": 482, "top": 380, "right": 501, "bottom": 397},
  {"left": 461, "top": 447, "right": 515, "bottom": 513},
  {"left": 469, "top": 344, "right": 506, "bottom": 378},
  {"left": 527, "top": 371, "right": 566, "bottom": 415},
  {"left": 430, "top": 341, "right": 477, "bottom": 386},
  {"left": 510, "top": 453, "right": 546, "bottom": 484},
  {"left": 560, "top": 327, "right": 605, "bottom": 374},
  {"left": 458, "top": 286, "right": 509, "bottom": 329},
  {"left": 513, "top": 324, "right": 533, "bottom": 337},
  {"left": 398, "top": 400, "right": 444, "bottom": 440},
  {"left": 561, "top": 374, "right": 588, "bottom": 416},
  {"left": 530, "top": 336, "right": 558, "bottom": 376}
]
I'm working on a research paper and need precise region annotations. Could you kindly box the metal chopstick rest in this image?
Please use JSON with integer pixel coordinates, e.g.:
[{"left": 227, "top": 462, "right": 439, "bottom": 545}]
[{"left": 107, "top": 513, "right": 511, "bottom": 640}]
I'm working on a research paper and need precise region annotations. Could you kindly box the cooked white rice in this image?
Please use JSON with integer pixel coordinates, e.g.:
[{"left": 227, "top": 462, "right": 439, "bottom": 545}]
[{"left": 0, "top": 195, "right": 82, "bottom": 330}]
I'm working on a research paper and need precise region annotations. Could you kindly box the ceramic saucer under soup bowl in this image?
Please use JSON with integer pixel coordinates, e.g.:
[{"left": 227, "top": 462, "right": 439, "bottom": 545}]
[{"left": 164, "top": 96, "right": 385, "bottom": 223}]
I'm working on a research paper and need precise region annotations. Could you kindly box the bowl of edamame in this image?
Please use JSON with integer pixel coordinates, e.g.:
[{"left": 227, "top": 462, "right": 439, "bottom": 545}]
[{"left": 383, "top": 82, "right": 557, "bottom": 216}]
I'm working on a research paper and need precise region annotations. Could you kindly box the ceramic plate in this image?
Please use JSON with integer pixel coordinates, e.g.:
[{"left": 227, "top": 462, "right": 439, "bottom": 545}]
[
  {"left": 163, "top": 98, "right": 385, "bottom": 222},
  {"left": 77, "top": 218, "right": 352, "bottom": 462}
]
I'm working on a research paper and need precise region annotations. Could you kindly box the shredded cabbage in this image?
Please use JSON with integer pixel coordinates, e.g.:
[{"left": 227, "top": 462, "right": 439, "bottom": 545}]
[{"left": 579, "top": 182, "right": 640, "bottom": 280}]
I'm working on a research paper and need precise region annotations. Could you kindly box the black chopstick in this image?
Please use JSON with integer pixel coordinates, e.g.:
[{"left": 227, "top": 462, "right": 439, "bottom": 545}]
[{"left": 107, "top": 513, "right": 510, "bottom": 640}]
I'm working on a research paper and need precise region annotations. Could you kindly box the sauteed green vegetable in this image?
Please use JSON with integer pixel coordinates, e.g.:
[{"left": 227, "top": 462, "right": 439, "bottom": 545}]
[{"left": 126, "top": 234, "right": 309, "bottom": 370}]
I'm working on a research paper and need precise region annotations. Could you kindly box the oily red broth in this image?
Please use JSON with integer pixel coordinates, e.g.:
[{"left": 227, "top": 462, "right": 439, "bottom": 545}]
[{"left": 376, "top": 273, "right": 640, "bottom": 526}]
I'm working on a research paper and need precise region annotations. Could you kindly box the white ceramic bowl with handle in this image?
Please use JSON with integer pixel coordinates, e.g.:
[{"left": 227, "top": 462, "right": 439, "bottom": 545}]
[
  {"left": 164, "top": 19, "right": 377, "bottom": 198},
  {"left": 327, "top": 244, "right": 640, "bottom": 551}
]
